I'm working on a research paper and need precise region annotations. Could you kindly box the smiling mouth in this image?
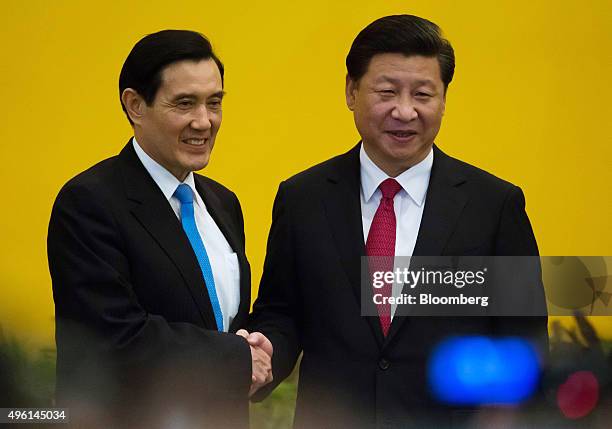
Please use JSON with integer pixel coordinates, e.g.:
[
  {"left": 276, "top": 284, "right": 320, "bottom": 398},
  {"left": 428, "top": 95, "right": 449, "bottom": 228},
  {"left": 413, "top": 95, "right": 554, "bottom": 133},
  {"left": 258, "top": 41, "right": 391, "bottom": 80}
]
[
  {"left": 182, "top": 138, "right": 209, "bottom": 146},
  {"left": 387, "top": 130, "right": 417, "bottom": 138}
]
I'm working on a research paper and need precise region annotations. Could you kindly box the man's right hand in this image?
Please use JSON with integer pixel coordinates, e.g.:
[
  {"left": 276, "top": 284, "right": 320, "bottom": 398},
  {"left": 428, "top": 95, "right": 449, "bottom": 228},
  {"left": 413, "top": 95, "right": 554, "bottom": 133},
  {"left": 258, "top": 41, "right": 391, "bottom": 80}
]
[{"left": 236, "top": 329, "right": 273, "bottom": 396}]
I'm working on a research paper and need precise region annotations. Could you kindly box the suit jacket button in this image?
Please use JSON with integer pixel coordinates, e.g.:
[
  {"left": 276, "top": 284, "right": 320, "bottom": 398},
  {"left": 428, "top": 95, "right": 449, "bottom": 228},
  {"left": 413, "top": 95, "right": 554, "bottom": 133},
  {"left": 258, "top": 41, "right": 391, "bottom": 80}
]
[{"left": 378, "top": 358, "right": 390, "bottom": 370}]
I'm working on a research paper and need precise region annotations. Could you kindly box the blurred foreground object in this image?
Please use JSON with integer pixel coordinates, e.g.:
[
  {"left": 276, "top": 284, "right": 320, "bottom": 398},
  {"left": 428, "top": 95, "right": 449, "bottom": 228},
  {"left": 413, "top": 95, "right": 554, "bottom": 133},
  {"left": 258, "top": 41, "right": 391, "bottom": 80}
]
[{"left": 428, "top": 336, "right": 540, "bottom": 405}]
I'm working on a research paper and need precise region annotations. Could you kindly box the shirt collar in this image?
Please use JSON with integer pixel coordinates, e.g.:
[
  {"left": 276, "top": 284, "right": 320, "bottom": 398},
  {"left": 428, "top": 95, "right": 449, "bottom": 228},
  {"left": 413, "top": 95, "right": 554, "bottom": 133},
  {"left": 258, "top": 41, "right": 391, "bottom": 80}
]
[
  {"left": 359, "top": 143, "right": 433, "bottom": 207},
  {"left": 132, "top": 137, "right": 199, "bottom": 205}
]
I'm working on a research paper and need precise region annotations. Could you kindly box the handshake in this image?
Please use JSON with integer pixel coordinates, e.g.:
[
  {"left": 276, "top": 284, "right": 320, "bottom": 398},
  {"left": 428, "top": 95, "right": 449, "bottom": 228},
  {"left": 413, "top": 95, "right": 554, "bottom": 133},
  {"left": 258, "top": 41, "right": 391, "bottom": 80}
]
[{"left": 236, "top": 329, "right": 273, "bottom": 397}]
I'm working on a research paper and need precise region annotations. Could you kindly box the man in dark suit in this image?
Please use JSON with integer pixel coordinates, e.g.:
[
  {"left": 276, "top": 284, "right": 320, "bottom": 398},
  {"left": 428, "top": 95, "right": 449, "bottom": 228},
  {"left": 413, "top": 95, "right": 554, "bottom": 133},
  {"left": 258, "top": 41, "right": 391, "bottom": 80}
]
[
  {"left": 248, "top": 15, "right": 548, "bottom": 428},
  {"left": 48, "top": 30, "right": 272, "bottom": 428}
]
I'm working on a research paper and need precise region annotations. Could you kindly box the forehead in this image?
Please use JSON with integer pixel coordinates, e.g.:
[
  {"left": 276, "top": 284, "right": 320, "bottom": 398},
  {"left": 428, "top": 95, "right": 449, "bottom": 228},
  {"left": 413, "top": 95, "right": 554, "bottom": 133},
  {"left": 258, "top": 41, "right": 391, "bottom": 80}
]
[
  {"left": 363, "top": 53, "right": 442, "bottom": 85},
  {"left": 158, "top": 59, "right": 222, "bottom": 95}
]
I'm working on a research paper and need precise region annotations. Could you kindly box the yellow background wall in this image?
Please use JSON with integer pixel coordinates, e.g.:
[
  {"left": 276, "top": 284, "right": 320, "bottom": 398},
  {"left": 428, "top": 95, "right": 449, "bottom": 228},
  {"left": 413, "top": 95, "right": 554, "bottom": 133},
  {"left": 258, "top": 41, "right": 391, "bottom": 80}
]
[{"left": 0, "top": 0, "right": 610, "bottom": 351}]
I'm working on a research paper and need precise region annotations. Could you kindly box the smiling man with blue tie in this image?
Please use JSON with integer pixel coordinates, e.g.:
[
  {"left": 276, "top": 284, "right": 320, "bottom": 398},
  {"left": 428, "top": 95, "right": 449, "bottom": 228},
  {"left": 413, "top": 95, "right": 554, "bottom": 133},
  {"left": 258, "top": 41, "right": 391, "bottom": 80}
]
[{"left": 47, "top": 30, "right": 272, "bottom": 428}]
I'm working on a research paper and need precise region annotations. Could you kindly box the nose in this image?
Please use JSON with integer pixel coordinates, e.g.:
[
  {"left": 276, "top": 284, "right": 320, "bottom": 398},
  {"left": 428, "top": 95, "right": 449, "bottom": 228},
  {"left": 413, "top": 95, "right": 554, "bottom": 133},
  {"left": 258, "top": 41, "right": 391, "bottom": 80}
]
[
  {"left": 391, "top": 97, "right": 418, "bottom": 122},
  {"left": 190, "top": 104, "right": 212, "bottom": 131}
]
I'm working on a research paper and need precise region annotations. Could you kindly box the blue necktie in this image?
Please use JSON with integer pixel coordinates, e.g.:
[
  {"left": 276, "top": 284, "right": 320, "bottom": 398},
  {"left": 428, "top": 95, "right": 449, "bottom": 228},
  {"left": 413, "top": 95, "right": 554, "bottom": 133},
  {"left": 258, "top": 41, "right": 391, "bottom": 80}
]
[{"left": 174, "top": 184, "right": 224, "bottom": 331}]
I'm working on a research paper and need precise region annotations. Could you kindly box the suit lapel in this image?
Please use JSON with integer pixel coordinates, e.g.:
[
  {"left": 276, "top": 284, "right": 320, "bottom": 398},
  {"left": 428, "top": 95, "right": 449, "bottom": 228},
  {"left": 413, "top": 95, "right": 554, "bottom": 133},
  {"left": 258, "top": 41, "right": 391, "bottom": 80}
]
[
  {"left": 118, "top": 143, "right": 218, "bottom": 330},
  {"left": 411, "top": 146, "right": 468, "bottom": 257},
  {"left": 195, "top": 179, "right": 242, "bottom": 255},
  {"left": 322, "top": 144, "right": 385, "bottom": 346},
  {"left": 194, "top": 178, "right": 250, "bottom": 332},
  {"left": 385, "top": 145, "right": 469, "bottom": 344}
]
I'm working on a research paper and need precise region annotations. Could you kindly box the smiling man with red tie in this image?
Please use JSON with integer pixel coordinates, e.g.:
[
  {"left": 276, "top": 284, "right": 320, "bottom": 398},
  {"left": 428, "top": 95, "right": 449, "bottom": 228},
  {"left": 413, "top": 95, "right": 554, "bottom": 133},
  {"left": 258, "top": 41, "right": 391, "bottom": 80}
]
[{"left": 247, "top": 15, "right": 547, "bottom": 428}]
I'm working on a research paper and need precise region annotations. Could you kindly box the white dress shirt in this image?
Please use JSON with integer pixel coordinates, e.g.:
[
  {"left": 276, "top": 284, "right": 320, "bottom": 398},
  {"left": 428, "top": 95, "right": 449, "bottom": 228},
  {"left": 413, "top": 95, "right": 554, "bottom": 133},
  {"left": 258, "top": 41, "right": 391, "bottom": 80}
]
[
  {"left": 360, "top": 143, "right": 433, "bottom": 317},
  {"left": 133, "top": 138, "right": 240, "bottom": 331}
]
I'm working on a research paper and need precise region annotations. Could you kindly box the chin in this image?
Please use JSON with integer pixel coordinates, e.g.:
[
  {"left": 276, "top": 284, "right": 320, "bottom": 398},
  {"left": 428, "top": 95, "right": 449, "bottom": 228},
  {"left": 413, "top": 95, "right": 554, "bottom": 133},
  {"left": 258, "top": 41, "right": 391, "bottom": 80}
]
[
  {"left": 385, "top": 146, "right": 421, "bottom": 161},
  {"left": 184, "top": 153, "right": 211, "bottom": 171},
  {"left": 380, "top": 151, "right": 427, "bottom": 173},
  {"left": 191, "top": 161, "right": 210, "bottom": 172}
]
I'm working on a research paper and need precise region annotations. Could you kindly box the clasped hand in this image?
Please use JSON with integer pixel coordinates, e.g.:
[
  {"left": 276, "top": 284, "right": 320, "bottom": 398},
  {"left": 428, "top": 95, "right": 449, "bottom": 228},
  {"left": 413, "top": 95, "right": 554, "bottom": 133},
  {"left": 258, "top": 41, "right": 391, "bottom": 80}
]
[{"left": 236, "top": 329, "right": 273, "bottom": 397}]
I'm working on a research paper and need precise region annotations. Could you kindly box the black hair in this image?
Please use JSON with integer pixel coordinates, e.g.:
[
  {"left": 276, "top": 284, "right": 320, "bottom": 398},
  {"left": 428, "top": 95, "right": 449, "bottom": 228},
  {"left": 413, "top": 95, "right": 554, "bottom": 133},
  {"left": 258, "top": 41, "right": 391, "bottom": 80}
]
[
  {"left": 346, "top": 15, "right": 454, "bottom": 90},
  {"left": 119, "top": 29, "right": 224, "bottom": 124}
]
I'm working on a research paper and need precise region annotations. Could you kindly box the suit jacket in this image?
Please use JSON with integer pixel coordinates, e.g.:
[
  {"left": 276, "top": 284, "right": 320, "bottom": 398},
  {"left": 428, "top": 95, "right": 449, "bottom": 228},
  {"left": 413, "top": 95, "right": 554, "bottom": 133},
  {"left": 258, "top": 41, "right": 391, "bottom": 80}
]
[
  {"left": 48, "top": 142, "right": 252, "bottom": 429},
  {"left": 249, "top": 144, "right": 548, "bottom": 429}
]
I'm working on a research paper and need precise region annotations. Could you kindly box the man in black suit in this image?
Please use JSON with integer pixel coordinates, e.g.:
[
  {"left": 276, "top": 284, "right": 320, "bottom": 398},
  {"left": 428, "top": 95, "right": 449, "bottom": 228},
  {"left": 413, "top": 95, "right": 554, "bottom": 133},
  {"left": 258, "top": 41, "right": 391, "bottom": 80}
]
[
  {"left": 48, "top": 30, "right": 272, "bottom": 428},
  {"left": 248, "top": 15, "right": 548, "bottom": 428}
]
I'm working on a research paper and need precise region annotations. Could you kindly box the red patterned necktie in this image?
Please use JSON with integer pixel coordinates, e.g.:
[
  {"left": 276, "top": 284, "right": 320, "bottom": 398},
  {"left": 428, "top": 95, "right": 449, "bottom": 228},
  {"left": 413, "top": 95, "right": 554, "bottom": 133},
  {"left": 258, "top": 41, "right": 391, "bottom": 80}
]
[{"left": 366, "top": 178, "right": 402, "bottom": 336}]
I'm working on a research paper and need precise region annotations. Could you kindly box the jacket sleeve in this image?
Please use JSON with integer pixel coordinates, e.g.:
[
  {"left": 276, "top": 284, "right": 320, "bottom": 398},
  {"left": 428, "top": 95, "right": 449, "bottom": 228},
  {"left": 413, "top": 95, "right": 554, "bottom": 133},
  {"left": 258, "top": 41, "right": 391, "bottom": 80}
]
[
  {"left": 492, "top": 185, "right": 549, "bottom": 357},
  {"left": 248, "top": 182, "right": 302, "bottom": 401}
]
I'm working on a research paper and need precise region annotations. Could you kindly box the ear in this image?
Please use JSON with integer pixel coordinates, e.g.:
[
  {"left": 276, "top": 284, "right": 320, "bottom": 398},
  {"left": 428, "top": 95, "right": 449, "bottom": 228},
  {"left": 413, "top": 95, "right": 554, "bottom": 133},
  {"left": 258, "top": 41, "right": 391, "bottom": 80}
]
[
  {"left": 345, "top": 74, "right": 357, "bottom": 111},
  {"left": 441, "top": 90, "right": 447, "bottom": 116},
  {"left": 121, "top": 88, "right": 146, "bottom": 125}
]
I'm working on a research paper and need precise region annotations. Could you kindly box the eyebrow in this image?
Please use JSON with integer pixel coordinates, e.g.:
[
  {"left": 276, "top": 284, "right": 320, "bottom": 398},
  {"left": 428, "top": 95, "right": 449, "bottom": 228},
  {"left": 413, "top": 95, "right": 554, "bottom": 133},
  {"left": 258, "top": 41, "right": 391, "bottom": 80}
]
[
  {"left": 374, "top": 75, "right": 400, "bottom": 85},
  {"left": 374, "top": 76, "right": 436, "bottom": 87},
  {"left": 172, "top": 90, "right": 226, "bottom": 100},
  {"left": 412, "top": 79, "right": 436, "bottom": 87}
]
